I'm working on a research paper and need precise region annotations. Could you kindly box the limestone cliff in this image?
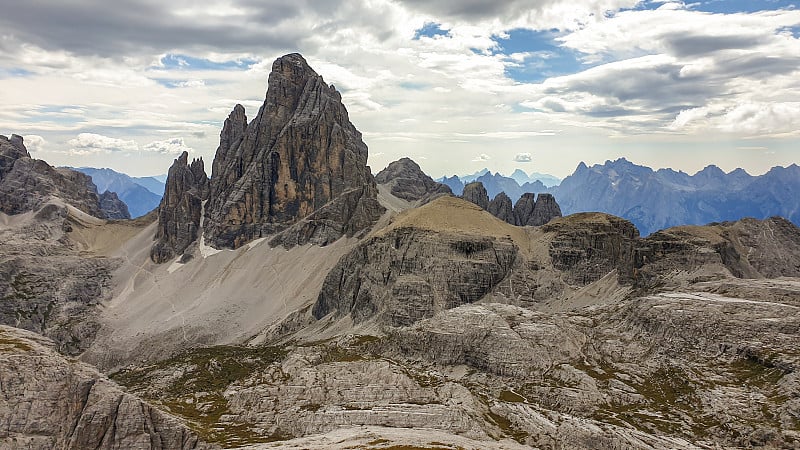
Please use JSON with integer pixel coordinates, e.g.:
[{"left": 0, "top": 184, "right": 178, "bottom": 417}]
[{"left": 204, "top": 53, "right": 383, "bottom": 249}]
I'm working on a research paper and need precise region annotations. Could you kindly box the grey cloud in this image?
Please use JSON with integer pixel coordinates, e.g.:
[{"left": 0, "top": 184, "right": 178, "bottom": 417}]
[
  {"left": 545, "top": 62, "right": 721, "bottom": 114},
  {"left": 665, "top": 33, "right": 771, "bottom": 58},
  {"left": 0, "top": 0, "right": 320, "bottom": 58},
  {"left": 396, "top": 0, "right": 524, "bottom": 20}
]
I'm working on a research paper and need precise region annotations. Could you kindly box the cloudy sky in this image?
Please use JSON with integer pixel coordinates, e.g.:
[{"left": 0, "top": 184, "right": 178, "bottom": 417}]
[{"left": 1, "top": 0, "right": 798, "bottom": 179}]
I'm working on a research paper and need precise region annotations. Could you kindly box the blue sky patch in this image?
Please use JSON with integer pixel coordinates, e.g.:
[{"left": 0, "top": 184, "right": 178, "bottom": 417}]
[
  {"left": 691, "top": 0, "right": 796, "bottom": 14},
  {"left": 414, "top": 22, "right": 449, "bottom": 40},
  {"left": 158, "top": 54, "right": 257, "bottom": 71},
  {"left": 0, "top": 68, "right": 33, "bottom": 78},
  {"left": 399, "top": 81, "right": 427, "bottom": 90},
  {"left": 492, "top": 29, "right": 587, "bottom": 83}
]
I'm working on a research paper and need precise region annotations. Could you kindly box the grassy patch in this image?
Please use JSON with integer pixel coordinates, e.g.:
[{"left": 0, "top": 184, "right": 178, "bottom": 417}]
[
  {"left": 728, "top": 356, "right": 787, "bottom": 388},
  {"left": 111, "top": 344, "right": 288, "bottom": 446}
]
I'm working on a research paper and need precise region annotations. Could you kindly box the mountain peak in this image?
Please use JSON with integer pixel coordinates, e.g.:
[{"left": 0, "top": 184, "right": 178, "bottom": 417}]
[{"left": 201, "top": 52, "right": 383, "bottom": 250}]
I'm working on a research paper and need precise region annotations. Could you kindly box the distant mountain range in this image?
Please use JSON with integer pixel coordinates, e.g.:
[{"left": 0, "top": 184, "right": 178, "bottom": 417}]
[
  {"left": 440, "top": 168, "right": 561, "bottom": 195},
  {"left": 552, "top": 158, "right": 800, "bottom": 236},
  {"left": 437, "top": 159, "right": 799, "bottom": 236},
  {"left": 72, "top": 167, "right": 165, "bottom": 218}
]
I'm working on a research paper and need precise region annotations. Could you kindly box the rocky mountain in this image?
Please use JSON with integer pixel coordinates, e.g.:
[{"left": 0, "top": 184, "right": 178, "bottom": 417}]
[
  {"left": 487, "top": 191, "right": 513, "bottom": 223},
  {"left": 439, "top": 174, "right": 464, "bottom": 195},
  {"left": 134, "top": 175, "right": 167, "bottom": 195},
  {"left": 0, "top": 325, "right": 206, "bottom": 449},
  {"left": 553, "top": 157, "right": 800, "bottom": 236},
  {"left": 374, "top": 157, "right": 451, "bottom": 203},
  {"left": 461, "top": 181, "right": 562, "bottom": 226},
  {"left": 202, "top": 53, "right": 384, "bottom": 250},
  {"left": 461, "top": 181, "right": 489, "bottom": 210},
  {"left": 443, "top": 171, "right": 547, "bottom": 203},
  {"left": 509, "top": 168, "right": 561, "bottom": 187},
  {"left": 150, "top": 152, "right": 209, "bottom": 263},
  {"left": 0, "top": 135, "right": 129, "bottom": 220},
  {"left": 101, "top": 196, "right": 798, "bottom": 449},
  {"left": 74, "top": 167, "right": 163, "bottom": 218},
  {"left": 4, "top": 52, "right": 800, "bottom": 449}
]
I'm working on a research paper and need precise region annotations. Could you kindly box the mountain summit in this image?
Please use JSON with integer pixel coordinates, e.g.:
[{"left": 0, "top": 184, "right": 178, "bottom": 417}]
[{"left": 201, "top": 53, "right": 383, "bottom": 250}]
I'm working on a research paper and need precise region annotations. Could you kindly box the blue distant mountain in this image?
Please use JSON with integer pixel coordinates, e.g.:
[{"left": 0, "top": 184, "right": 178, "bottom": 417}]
[
  {"left": 551, "top": 158, "right": 800, "bottom": 236},
  {"left": 73, "top": 167, "right": 165, "bottom": 218},
  {"left": 131, "top": 176, "right": 166, "bottom": 196},
  {"left": 438, "top": 169, "right": 558, "bottom": 200}
]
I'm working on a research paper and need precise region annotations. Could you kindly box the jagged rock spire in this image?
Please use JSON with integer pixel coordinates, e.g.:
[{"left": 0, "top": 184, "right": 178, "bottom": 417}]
[
  {"left": 150, "top": 151, "right": 208, "bottom": 263},
  {"left": 203, "top": 53, "right": 383, "bottom": 249}
]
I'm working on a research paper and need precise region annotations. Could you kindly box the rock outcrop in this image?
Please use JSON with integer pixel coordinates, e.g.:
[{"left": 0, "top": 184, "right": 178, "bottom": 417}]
[
  {"left": 374, "top": 157, "right": 451, "bottom": 203},
  {"left": 150, "top": 151, "right": 209, "bottom": 263},
  {"left": 0, "top": 135, "right": 129, "bottom": 220},
  {"left": 487, "top": 192, "right": 514, "bottom": 224},
  {"left": 203, "top": 53, "right": 383, "bottom": 249},
  {"left": 98, "top": 190, "right": 130, "bottom": 219},
  {"left": 513, "top": 192, "right": 562, "bottom": 226},
  {"left": 461, "top": 181, "right": 489, "bottom": 210},
  {"left": 0, "top": 326, "right": 206, "bottom": 449}
]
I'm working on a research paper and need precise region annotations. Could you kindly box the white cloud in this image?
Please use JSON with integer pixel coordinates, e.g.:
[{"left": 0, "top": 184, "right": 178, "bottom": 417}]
[
  {"left": 717, "top": 102, "right": 800, "bottom": 136},
  {"left": 142, "top": 137, "right": 194, "bottom": 154},
  {"left": 22, "top": 135, "right": 46, "bottom": 153},
  {"left": 472, "top": 153, "right": 491, "bottom": 161},
  {"left": 514, "top": 152, "right": 532, "bottom": 162},
  {"left": 68, "top": 133, "right": 139, "bottom": 155},
  {"left": 668, "top": 106, "right": 711, "bottom": 130}
]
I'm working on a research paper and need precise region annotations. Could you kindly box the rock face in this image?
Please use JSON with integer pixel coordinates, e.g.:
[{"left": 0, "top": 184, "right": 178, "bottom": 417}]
[
  {"left": 0, "top": 135, "right": 129, "bottom": 220},
  {"left": 487, "top": 192, "right": 514, "bottom": 224},
  {"left": 314, "top": 226, "right": 518, "bottom": 326},
  {"left": 98, "top": 191, "right": 130, "bottom": 219},
  {"left": 461, "top": 181, "right": 489, "bottom": 210},
  {"left": 150, "top": 151, "right": 209, "bottom": 263},
  {"left": 0, "top": 326, "right": 206, "bottom": 449},
  {"left": 203, "top": 54, "right": 383, "bottom": 249},
  {"left": 374, "top": 157, "right": 451, "bottom": 202},
  {"left": 513, "top": 192, "right": 562, "bottom": 226},
  {"left": 0, "top": 201, "right": 127, "bottom": 355},
  {"left": 530, "top": 193, "right": 562, "bottom": 225}
]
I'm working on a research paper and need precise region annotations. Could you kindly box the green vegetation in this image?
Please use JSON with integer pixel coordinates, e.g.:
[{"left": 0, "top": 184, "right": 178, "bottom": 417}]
[{"left": 111, "top": 344, "right": 288, "bottom": 446}]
